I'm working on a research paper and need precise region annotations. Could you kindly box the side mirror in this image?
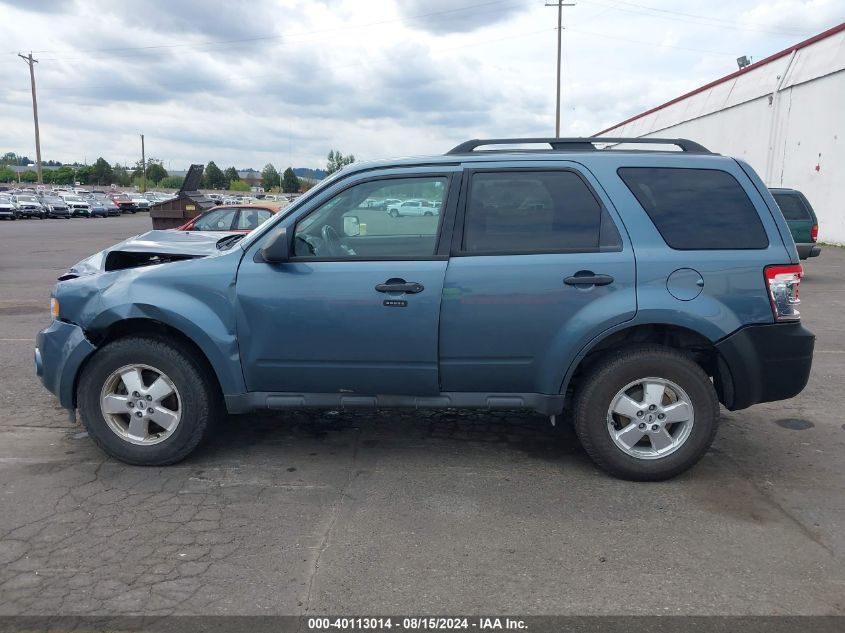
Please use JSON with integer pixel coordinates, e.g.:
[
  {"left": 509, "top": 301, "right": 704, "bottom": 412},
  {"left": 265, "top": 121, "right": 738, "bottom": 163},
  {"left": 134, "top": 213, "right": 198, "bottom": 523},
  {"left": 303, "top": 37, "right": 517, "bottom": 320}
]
[
  {"left": 343, "top": 215, "right": 360, "bottom": 237},
  {"left": 259, "top": 227, "right": 291, "bottom": 263}
]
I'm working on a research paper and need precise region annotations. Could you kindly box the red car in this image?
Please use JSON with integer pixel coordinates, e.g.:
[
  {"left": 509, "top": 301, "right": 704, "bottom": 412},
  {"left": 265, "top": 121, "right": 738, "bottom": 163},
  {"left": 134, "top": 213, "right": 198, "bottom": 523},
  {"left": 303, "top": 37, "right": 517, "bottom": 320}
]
[
  {"left": 108, "top": 193, "right": 139, "bottom": 214},
  {"left": 174, "top": 204, "right": 281, "bottom": 232}
]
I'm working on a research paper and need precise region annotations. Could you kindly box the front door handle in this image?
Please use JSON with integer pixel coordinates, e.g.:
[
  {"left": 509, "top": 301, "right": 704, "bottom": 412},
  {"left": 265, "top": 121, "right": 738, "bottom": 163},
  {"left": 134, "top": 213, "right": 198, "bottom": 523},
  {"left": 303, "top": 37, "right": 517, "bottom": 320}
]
[
  {"left": 375, "top": 279, "right": 425, "bottom": 294},
  {"left": 564, "top": 273, "right": 614, "bottom": 287}
]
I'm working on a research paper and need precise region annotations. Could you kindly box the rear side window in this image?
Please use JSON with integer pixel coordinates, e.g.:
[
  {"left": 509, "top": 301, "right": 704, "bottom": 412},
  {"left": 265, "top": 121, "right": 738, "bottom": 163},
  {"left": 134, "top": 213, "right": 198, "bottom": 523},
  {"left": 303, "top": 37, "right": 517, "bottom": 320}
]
[
  {"left": 772, "top": 193, "right": 812, "bottom": 221},
  {"left": 618, "top": 167, "right": 768, "bottom": 250},
  {"left": 462, "top": 170, "right": 621, "bottom": 254}
]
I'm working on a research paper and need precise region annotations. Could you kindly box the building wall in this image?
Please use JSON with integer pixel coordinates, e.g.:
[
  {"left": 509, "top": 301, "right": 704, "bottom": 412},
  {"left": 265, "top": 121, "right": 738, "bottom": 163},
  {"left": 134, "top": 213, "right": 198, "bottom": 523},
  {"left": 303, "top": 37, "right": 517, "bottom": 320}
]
[{"left": 601, "top": 26, "right": 845, "bottom": 244}]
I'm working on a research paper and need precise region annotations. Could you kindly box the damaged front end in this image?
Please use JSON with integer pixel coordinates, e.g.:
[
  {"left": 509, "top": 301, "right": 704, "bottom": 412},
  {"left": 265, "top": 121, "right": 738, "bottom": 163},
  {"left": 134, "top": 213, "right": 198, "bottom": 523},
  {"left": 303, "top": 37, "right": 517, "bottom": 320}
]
[
  {"left": 59, "top": 230, "right": 245, "bottom": 280},
  {"left": 38, "top": 229, "right": 247, "bottom": 412}
]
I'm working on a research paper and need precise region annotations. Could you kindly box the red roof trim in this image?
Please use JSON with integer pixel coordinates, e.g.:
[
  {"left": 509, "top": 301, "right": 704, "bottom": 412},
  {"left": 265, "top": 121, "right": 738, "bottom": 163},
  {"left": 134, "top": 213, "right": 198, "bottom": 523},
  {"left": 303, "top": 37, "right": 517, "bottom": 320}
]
[{"left": 596, "top": 21, "right": 845, "bottom": 135}]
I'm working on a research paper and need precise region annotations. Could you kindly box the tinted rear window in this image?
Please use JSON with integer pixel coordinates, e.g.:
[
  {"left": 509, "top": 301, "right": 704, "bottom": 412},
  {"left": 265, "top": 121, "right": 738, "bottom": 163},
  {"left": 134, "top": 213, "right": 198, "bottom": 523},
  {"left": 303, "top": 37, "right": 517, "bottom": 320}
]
[
  {"left": 772, "top": 193, "right": 812, "bottom": 221},
  {"left": 463, "top": 170, "right": 621, "bottom": 254},
  {"left": 618, "top": 167, "right": 768, "bottom": 250}
]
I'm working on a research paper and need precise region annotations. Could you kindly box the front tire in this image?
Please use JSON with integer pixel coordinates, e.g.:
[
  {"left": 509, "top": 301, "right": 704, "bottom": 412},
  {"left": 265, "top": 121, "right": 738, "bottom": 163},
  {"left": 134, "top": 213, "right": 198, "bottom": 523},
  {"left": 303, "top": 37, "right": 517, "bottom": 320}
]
[
  {"left": 572, "top": 345, "right": 718, "bottom": 481},
  {"left": 78, "top": 336, "right": 221, "bottom": 465}
]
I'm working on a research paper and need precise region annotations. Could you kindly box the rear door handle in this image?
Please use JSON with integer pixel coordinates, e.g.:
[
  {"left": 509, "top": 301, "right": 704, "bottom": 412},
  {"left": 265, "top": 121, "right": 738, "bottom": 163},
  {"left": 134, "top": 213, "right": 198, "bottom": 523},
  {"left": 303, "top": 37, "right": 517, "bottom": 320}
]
[
  {"left": 564, "top": 273, "right": 614, "bottom": 286},
  {"left": 375, "top": 280, "right": 425, "bottom": 294}
]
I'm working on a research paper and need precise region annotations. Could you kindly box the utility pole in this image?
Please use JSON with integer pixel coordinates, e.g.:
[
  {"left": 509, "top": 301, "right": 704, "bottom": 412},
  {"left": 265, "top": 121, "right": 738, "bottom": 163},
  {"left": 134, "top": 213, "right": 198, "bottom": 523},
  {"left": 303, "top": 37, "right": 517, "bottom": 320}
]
[
  {"left": 140, "top": 134, "right": 146, "bottom": 193},
  {"left": 545, "top": 1, "right": 575, "bottom": 137},
  {"left": 18, "top": 52, "right": 43, "bottom": 184}
]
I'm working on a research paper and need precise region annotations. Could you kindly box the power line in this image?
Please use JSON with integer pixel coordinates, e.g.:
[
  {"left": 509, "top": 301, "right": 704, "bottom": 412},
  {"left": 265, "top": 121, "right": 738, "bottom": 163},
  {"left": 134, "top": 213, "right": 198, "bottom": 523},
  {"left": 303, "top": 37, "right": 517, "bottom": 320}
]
[{"left": 581, "top": 0, "right": 813, "bottom": 37}]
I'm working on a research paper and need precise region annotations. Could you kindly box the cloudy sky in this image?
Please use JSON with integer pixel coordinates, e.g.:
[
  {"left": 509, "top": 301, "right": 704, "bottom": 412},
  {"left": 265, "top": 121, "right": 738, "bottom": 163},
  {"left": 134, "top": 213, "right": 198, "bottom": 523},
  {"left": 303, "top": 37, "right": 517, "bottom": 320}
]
[{"left": 2, "top": 0, "right": 844, "bottom": 172}]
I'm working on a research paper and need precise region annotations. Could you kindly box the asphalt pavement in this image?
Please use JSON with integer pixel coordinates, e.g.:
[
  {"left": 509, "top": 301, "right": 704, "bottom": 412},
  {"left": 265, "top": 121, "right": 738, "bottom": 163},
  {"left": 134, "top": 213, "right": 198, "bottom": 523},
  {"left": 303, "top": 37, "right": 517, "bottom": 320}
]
[{"left": 0, "top": 214, "right": 843, "bottom": 616}]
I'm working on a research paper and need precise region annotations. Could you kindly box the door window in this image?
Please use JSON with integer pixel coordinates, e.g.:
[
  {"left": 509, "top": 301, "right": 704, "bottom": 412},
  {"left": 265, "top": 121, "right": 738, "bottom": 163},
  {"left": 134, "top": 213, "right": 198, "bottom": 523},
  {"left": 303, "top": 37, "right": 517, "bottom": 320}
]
[
  {"left": 294, "top": 176, "right": 448, "bottom": 259},
  {"left": 462, "top": 170, "right": 619, "bottom": 254},
  {"left": 192, "top": 207, "right": 237, "bottom": 231},
  {"left": 235, "top": 207, "right": 273, "bottom": 230}
]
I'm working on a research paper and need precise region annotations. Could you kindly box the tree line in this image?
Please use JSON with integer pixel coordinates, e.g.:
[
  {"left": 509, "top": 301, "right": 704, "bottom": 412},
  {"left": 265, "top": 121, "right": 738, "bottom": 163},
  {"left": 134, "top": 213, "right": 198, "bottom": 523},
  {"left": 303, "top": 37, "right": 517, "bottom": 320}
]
[{"left": 1, "top": 149, "right": 356, "bottom": 191}]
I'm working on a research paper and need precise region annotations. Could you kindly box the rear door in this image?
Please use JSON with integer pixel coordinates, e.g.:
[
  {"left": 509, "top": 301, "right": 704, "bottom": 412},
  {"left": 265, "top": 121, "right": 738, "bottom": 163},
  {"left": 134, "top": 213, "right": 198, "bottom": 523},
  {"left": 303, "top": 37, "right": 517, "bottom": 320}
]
[{"left": 438, "top": 163, "right": 637, "bottom": 395}]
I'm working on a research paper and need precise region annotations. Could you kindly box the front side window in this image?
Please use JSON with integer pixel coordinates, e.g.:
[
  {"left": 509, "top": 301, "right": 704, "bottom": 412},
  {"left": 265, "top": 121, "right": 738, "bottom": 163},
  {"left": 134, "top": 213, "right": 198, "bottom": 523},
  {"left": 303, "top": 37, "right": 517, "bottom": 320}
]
[
  {"left": 193, "top": 208, "right": 237, "bottom": 231},
  {"left": 462, "top": 170, "right": 618, "bottom": 254},
  {"left": 236, "top": 208, "right": 273, "bottom": 230},
  {"left": 618, "top": 167, "right": 769, "bottom": 250},
  {"left": 293, "top": 176, "right": 447, "bottom": 259}
]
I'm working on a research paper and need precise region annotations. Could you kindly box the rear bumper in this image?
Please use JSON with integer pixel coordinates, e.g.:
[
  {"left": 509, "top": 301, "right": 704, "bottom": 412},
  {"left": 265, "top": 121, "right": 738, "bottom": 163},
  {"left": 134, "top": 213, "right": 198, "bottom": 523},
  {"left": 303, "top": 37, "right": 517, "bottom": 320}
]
[
  {"left": 715, "top": 322, "right": 815, "bottom": 410},
  {"left": 35, "top": 320, "right": 97, "bottom": 409},
  {"left": 797, "top": 243, "right": 821, "bottom": 259}
]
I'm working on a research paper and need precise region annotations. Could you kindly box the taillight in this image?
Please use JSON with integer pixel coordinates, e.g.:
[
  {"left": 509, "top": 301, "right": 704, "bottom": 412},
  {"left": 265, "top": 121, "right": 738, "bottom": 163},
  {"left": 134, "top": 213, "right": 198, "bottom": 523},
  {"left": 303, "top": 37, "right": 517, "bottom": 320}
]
[
  {"left": 811, "top": 224, "right": 818, "bottom": 242},
  {"left": 765, "top": 264, "right": 802, "bottom": 321}
]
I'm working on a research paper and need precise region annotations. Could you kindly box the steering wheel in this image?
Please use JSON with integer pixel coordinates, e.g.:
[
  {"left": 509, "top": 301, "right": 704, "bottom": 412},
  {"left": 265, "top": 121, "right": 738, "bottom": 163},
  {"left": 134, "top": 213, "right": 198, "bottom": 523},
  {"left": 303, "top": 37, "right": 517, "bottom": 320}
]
[{"left": 321, "top": 224, "right": 344, "bottom": 257}]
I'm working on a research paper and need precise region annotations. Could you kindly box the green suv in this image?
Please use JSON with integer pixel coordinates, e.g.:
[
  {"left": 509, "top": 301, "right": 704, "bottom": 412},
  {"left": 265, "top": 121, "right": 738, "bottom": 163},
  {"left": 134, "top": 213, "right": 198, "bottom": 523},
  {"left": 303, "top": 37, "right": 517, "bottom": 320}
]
[{"left": 770, "top": 188, "right": 821, "bottom": 260}]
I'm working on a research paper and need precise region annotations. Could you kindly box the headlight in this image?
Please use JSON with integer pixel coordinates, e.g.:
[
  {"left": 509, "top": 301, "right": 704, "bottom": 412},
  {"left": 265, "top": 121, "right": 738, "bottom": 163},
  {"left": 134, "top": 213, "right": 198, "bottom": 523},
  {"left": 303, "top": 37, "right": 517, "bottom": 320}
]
[{"left": 50, "top": 298, "right": 60, "bottom": 320}]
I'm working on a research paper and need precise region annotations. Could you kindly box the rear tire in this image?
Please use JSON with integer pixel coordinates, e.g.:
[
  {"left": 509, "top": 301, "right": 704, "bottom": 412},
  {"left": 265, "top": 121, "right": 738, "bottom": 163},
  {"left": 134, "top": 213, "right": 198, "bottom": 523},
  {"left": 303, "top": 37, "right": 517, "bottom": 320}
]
[
  {"left": 78, "top": 336, "right": 222, "bottom": 466},
  {"left": 572, "top": 345, "right": 718, "bottom": 481}
]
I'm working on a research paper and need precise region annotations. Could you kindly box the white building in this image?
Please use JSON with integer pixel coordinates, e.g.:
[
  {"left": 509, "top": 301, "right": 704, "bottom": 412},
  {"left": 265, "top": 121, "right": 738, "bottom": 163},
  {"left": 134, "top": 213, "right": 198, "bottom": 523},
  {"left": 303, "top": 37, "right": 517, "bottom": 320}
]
[{"left": 598, "top": 22, "right": 845, "bottom": 245}]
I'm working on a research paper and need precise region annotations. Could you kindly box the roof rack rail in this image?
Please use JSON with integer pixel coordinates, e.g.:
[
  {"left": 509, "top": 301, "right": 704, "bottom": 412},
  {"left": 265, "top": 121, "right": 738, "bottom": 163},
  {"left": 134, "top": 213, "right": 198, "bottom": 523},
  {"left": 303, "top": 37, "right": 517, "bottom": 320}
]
[{"left": 445, "top": 137, "right": 711, "bottom": 155}]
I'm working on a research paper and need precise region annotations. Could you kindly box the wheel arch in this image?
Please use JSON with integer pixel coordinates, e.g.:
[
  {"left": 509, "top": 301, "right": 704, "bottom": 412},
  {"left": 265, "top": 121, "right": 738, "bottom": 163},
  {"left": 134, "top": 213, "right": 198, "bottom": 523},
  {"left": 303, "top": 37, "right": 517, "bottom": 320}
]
[
  {"left": 561, "top": 322, "right": 735, "bottom": 409},
  {"left": 78, "top": 316, "right": 240, "bottom": 407}
]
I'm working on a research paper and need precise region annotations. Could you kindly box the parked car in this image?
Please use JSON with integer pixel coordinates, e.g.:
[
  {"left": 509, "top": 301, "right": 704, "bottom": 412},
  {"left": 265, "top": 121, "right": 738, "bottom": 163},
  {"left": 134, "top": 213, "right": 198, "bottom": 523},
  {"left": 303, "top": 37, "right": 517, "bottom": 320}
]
[
  {"left": 62, "top": 195, "right": 93, "bottom": 218},
  {"left": 92, "top": 196, "right": 121, "bottom": 217},
  {"left": 35, "top": 137, "right": 814, "bottom": 480},
  {"left": 175, "top": 205, "right": 279, "bottom": 232},
  {"left": 769, "top": 188, "right": 821, "bottom": 260},
  {"left": 12, "top": 194, "right": 46, "bottom": 219},
  {"left": 0, "top": 195, "right": 19, "bottom": 220},
  {"left": 109, "top": 193, "right": 138, "bottom": 213},
  {"left": 39, "top": 195, "right": 71, "bottom": 219},
  {"left": 386, "top": 199, "right": 440, "bottom": 217},
  {"left": 85, "top": 197, "right": 111, "bottom": 218},
  {"left": 127, "top": 193, "right": 151, "bottom": 211}
]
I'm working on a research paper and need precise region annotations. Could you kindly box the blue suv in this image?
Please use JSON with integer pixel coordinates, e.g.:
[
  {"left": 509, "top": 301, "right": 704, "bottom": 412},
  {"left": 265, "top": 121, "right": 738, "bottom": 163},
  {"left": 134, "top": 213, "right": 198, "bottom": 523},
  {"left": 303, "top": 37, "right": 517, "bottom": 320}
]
[{"left": 35, "top": 138, "right": 815, "bottom": 480}]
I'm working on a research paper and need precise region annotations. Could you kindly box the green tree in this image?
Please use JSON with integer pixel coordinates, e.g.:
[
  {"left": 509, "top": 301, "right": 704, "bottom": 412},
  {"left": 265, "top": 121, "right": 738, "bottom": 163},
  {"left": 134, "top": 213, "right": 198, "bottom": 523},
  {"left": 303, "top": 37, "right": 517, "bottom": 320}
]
[
  {"left": 20, "top": 170, "right": 38, "bottom": 183},
  {"left": 261, "top": 163, "right": 280, "bottom": 192},
  {"left": 223, "top": 166, "right": 240, "bottom": 188},
  {"left": 92, "top": 157, "right": 113, "bottom": 185},
  {"left": 282, "top": 167, "right": 300, "bottom": 193},
  {"left": 112, "top": 164, "right": 131, "bottom": 187},
  {"left": 0, "top": 166, "right": 15, "bottom": 182},
  {"left": 326, "top": 149, "right": 355, "bottom": 175},
  {"left": 157, "top": 175, "right": 183, "bottom": 189},
  {"left": 146, "top": 161, "right": 168, "bottom": 185},
  {"left": 205, "top": 161, "right": 225, "bottom": 189},
  {"left": 76, "top": 165, "right": 95, "bottom": 184},
  {"left": 131, "top": 158, "right": 168, "bottom": 187},
  {"left": 230, "top": 180, "right": 250, "bottom": 192},
  {"left": 51, "top": 166, "right": 75, "bottom": 185}
]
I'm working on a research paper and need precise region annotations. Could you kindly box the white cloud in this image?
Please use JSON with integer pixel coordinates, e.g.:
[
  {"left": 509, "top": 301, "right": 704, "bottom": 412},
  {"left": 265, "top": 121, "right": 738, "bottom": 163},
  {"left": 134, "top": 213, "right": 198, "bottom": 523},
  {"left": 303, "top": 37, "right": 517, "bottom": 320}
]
[{"left": 1, "top": 0, "right": 843, "bottom": 171}]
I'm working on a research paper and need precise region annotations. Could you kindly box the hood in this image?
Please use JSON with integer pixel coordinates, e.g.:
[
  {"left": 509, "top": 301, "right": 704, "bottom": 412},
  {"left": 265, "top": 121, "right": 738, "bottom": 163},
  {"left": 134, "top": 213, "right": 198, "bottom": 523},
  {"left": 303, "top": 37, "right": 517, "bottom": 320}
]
[{"left": 60, "top": 229, "right": 245, "bottom": 279}]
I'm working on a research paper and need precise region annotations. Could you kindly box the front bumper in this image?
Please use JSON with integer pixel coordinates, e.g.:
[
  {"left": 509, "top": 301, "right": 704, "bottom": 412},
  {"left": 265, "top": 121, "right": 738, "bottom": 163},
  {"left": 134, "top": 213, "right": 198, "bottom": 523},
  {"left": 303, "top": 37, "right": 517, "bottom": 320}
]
[
  {"left": 796, "top": 243, "right": 821, "bottom": 259},
  {"left": 35, "top": 320, "right": 97, "bottom": 409},
  {"left": 715, "top": 322, "right": 815, "bottom": 410}
]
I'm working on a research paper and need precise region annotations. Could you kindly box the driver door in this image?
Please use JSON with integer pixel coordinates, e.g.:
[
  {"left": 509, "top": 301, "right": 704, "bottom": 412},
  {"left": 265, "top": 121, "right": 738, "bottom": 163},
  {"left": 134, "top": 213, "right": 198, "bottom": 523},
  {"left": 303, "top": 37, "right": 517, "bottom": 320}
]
[{"left": 236, "top": 170, "right": 459, "bottom": 396}]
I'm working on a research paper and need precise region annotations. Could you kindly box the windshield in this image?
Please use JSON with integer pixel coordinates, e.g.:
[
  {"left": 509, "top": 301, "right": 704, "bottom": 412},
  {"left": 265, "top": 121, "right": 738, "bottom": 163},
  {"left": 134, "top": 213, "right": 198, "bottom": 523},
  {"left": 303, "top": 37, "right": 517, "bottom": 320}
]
[
  {"left": 18, "top": 196, "right": 37, "bottom": 202},
  {"left": 64, "top": 196, "right": 83, "bottom": 203}
]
